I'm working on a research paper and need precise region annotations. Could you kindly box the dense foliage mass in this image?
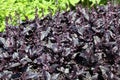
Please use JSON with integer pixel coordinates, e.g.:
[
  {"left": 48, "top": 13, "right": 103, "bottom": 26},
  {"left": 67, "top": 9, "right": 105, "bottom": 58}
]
[
  {"left": 0, "top": 0, "right": 118, "bottom": 32},
  {"left": 0, "top": 0, "right": 80, "bottom": 32},
  {"left": 0, "top": 3, "right": 120, "bottom": 80}
]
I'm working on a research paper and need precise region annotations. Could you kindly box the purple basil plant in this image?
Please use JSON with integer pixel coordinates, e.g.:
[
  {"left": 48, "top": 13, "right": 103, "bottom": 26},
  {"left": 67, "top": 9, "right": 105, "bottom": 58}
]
[{"left": 0, "top": 2, "right": 120, "bottom": 80}]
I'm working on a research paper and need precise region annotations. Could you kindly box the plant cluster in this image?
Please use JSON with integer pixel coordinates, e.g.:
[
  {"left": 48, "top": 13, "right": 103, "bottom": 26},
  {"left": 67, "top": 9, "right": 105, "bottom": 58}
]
[
  {"left": 1, "top": 0, "right": 119, "bottom": 32},
  {"left": 0, "top": 2, "right": 120, "bottom": 79},
  {"left": 0, "top": 0, "right": 80, "bottom": 32}
]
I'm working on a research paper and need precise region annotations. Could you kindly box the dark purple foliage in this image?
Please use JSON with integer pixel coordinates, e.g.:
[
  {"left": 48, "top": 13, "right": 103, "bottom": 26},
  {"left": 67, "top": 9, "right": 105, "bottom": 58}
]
[{"left": 0, "top": 3, "right": 120, "bottom": 80}]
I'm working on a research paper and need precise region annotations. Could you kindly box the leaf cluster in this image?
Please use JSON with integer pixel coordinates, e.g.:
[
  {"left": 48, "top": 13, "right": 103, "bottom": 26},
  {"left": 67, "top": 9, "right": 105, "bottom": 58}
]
[
  {"left": 0, "top": 0, "right": 120, "bottom": 32},
  {"left": 0, "top": 2, "right": 120, "bottom": 79},
  {"left": 0, "top": 0, "right": 80, "bottom": 32}
]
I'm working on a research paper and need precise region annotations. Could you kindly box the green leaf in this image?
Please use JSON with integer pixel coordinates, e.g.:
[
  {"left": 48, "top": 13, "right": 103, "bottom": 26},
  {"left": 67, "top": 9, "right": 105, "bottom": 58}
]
[
  {"left": 69, "top": 0, "right": 80, "bottom": 6},
  {"left": 89, "top": 0, "right": 101, "bottom": 5}
]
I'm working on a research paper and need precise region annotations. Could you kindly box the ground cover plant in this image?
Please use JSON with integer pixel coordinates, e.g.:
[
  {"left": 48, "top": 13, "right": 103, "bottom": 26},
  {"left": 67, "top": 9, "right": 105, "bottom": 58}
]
[
  {"left": 0, "top": 0, "right": 118, "bottom": 32},
  {"left": 0, "top": 0, "right": 80, "bottom": 32},
  {"left": 0, "top": 2, "right": 120, "bottom": 80}
]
